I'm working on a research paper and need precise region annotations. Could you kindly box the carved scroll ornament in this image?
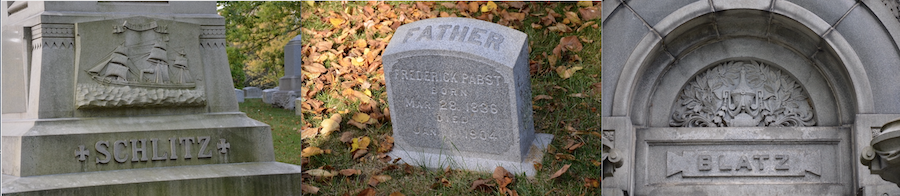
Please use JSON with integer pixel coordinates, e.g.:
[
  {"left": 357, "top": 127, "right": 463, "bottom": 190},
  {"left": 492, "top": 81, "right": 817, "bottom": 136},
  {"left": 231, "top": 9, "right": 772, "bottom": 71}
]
[{"left": 670, "top": 61, "right": 815, "bottom": 127}]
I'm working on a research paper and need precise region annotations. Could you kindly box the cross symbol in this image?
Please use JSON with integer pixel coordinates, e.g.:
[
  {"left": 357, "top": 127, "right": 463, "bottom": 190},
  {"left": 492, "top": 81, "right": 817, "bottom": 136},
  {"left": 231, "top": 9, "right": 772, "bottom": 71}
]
[
  {"left": 75, "top": 145, "right": 89, "bottom": 162},
  {"left": 217, "top": 139, "right": 230, "bottom": 154}
]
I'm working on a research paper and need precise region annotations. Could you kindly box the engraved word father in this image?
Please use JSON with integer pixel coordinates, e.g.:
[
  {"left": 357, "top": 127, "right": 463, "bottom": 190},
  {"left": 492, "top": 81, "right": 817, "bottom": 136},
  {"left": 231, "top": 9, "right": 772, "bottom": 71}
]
[{"left": 401, "top": 24, "right": 506, "bottom": 51}]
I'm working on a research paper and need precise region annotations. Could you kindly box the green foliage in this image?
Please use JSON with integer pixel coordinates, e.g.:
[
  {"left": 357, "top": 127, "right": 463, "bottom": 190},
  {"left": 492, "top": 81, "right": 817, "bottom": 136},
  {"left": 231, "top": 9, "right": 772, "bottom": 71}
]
[
  {"left": 226, "top": 47, "right": 246, "bottom": 89},
  {"left": 218, "top": 1, "right": 302, "bottom": 89}
]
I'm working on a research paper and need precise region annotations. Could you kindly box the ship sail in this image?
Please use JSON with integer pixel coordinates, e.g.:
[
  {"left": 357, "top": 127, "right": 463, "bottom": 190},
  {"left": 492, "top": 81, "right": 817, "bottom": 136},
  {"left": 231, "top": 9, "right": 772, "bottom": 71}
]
[
  {"left": 145, "top": 40, "right": 170, "bottom": 83},
  {"left": 88, "top": 44, "right": 130, "bottom": 82}
]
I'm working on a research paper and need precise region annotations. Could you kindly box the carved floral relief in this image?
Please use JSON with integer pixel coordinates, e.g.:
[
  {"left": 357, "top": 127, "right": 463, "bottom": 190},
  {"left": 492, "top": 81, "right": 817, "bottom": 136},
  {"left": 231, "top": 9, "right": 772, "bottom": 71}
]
[{"left": 670, "top": 61, "right": 816, "bottom": 127}]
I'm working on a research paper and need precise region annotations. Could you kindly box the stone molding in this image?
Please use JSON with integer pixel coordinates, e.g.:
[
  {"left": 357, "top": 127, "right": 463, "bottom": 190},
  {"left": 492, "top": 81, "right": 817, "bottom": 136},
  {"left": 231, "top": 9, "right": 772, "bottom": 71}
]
[
  {"left": 200, "top": 26, "right": 226, "bottom": 39},
  {"left": 670, "top": 61, "right": 816, "bottom": 127},
  {"left": 32, "top": 23, "right": 75, "bottom": 39}
]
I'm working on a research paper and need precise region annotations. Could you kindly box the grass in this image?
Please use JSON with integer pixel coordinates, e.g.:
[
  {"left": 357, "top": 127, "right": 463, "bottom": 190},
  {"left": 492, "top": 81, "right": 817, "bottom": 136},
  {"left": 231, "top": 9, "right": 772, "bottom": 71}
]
[{"left": 275, "top": 1, "right": 601, "bottom": 195}]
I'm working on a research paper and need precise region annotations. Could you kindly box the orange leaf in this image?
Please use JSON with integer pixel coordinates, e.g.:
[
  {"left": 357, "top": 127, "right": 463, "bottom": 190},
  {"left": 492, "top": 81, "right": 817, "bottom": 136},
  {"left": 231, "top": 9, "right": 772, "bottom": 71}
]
[
  {"left": 389, "top": 192, "right": 405, "bottom": 196},
  {"left": 549, "top": 164, "right": 571, "bottom": 180},
  {"left": 340, "top": 169, "right": 361, "bottom": 176},
  {"left": 579, "top": 6, "right": 601, "bottom": 21},
  {"left": 379, "top": 135, "right": 394, "bottom": 153},
  {"left": 468, "top": 2, "right": 480, "bottom": 13},
  {"left": 304, "top": 63, "right": 328, "bottom": 74},
  {"left": 352, "top": 149, "right": 368, "bottom": 160},
  {"left": 301, "top": 184, "right": 320, "bottom": 194},
  {"left": 301, "top": 127, "right": 319, "bottom": 139},
  {"left": 357, "top": 188, "right": 376, "bottom": 196},
  {"left": 584, "top": 177, "right": 600, "bottom": 188},
  {"left": 493, "top": 166, "right": 510, "bottom": 181},
  {"left": 555, "top": 153, "right": 575, "bottom": 160},
  {"left": 533, "top": 95, "right": 553, "bottom": 101},
  {"left": 340, "top": 131, "right": 355, "bottom": 143},
  {"left": 301, "top": 147, "right": 324, "bottom": 157},
  {"left": 469, "top": 178, "right": 495, "bottom": 192}
]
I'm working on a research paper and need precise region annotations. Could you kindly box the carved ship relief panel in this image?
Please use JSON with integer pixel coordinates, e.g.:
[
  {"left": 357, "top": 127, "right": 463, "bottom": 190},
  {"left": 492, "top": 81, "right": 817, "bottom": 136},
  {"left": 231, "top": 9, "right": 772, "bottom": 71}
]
[
  {"left": 74, "top": 17, "right": 206, "bottom": 108},
  {"left": 670, "top": 61, "right": 816, "bottom": 127}
]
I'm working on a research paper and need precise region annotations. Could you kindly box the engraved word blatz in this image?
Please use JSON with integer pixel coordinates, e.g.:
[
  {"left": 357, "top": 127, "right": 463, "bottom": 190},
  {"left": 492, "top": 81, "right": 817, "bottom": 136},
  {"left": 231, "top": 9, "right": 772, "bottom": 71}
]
[{"left": 666, "top": 150, "right": 821, "bottom": 178}]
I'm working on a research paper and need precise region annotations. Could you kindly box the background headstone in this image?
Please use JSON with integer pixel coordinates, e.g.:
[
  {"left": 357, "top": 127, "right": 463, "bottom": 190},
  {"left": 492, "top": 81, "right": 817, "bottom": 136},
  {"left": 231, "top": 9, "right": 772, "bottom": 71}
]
[
  {"left": 243, "top": 87, "right": 262, "bottom": 98},
  {"left": 235, "top": 89, "right": 245, "bottom": 103},
  {"left": 1, "top": 2, "right": 302, "bottom": 194},
  {"left": 262, "top": 88, "right": 277, "bottom": 104},
  {"left": 271, "top": 35, "right": 303, "bottom": 110},
  {"left": 383, "top": 17, "right": 552, "bottom": 176}
]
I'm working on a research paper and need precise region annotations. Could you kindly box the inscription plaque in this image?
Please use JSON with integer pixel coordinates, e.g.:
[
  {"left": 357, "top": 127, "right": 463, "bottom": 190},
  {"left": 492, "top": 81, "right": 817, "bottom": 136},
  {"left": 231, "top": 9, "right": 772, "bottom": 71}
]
[{"left": 667, "top": 150, "right": 821, "bottom": 178}]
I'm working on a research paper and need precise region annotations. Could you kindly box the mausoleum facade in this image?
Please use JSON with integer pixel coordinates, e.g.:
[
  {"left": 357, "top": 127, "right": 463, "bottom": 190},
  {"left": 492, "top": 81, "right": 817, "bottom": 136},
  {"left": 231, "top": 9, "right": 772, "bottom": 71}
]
[{"left": 602, "top": 0, "right": 900, "bottom": 195}]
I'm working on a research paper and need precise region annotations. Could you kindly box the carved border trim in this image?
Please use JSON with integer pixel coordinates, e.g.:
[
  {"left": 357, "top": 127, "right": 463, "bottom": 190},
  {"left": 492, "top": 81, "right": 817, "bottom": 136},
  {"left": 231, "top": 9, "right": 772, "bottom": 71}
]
[{"left": 32, "top": 24, "right": 75, "bottom": 40}]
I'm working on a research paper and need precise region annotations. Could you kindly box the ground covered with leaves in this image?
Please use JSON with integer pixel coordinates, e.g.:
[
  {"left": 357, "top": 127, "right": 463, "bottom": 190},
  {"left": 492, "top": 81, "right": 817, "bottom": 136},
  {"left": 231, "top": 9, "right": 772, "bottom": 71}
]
[{"left": 288, "top": 1, "right": 601, "bottom": 195}]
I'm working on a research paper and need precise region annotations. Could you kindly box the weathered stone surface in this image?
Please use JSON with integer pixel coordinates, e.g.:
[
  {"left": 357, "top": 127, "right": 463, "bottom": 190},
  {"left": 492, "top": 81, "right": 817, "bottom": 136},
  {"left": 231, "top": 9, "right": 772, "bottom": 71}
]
[
  {"left": 272, "top": 91, "right": 298, "bottom": 110},
  {"left": 262, "top": 89, "right": 277, "bottom": 104},
  {"left": 862, "top": 118, "right": 900, "bottom": 187},
  {"left": 603, "top": 1, "right": 900, "bottom": 195},
  {"left": 1, "top": 2, "right": 301, "bottom": 195},
  {"left": 295, "top": 98, "right": 303, "bottom": 116},
  {"left": 383, "top": 17, "right": 550, "bottom": 175},
  {"left": 235, "top": 89, "right": 244, "bottom": 103},
  {"left": 243, "top": 87, "right": 262, "bottom": 98}
]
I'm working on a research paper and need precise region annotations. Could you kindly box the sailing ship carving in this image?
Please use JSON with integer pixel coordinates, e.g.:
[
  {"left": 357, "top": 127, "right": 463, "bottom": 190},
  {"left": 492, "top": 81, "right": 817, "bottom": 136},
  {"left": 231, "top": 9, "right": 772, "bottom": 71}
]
[{"left": 86, "top": 21, "right": 194, "bottom": 88}]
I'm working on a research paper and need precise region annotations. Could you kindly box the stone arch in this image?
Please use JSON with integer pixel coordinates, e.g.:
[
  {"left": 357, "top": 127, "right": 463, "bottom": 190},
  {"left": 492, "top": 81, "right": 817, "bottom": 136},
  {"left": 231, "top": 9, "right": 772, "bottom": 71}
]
[{"left": 609, "top": 0, "right": 873, "bottom": 127}]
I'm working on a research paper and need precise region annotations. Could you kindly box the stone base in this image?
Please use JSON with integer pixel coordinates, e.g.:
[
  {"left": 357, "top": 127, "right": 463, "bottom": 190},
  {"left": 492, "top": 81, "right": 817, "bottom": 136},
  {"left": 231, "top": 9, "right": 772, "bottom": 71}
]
[
  {"left": 1, "top": 162, "right": 302, "bottom": 195},
  {"left": 388, "top": 133, "right": 552, "bottom": 176},
  {"left": 272, "top": 91, "right": 298, "bottom": 110}
]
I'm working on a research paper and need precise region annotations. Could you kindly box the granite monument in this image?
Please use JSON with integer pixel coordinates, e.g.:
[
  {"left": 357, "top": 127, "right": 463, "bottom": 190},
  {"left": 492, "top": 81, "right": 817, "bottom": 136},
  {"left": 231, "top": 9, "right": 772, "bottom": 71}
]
[
  {"left": 1, "top": 2, "right": 302, "bottom": 195},
  {"left": 383, "top": 17, "right": 552, "bottom": 176},
  {"left": 271, "top": 35, "right": 303, "bottom": 110},
  {"left": 235, "top": 89, "right": 245, "bottom": 103},
  {"left": 243, "top": 87, "right": 262, "bottom": 99}
]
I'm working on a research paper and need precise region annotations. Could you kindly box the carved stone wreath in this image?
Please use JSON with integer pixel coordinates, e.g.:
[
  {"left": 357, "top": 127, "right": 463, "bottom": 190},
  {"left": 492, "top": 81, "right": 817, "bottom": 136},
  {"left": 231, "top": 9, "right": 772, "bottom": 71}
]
[{"left": 670, "top": 61, "right": 816, "bottom": 127}]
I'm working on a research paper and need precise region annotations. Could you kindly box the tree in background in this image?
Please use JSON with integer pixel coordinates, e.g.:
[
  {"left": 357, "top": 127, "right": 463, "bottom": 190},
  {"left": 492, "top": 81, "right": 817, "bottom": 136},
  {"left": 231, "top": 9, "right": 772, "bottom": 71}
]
[{"left": 218, "top": 1, "right": 302, "bottom": 89}]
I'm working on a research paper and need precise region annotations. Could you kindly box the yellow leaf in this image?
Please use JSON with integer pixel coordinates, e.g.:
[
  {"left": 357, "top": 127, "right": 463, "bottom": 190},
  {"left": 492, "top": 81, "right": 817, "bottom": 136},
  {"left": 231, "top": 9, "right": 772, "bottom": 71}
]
[
  {"left": 481, "top": 1, "right": 497, "bottom": 12},
  {"left": 304, "top": 0, "right": 315, "bottom": 7},
  {"left": 351, "top": 136, "right": 372, "bottom": 152},
  {"left": 305, "top": 169, "right": 337, "bottom": 178},
  {"left": 301, "top": 146, "right": 324, "bottom": 157},
  {"left": 320, "top": 114, "right": 342, "bottom": 136},
  {"left": 577, "top": 1, "right": 593, "bottom": 7},
  {"left": 364, "top": 89, "right": 372, "bottom": 97},
  {"left": 329, "top": 18, "right": 345, "bottom": 28},
  {"left": 352, "top": 112, "right": 371, "bottom": 124},
  {"left": 557, "top": 66, "right": 583, "bottom": 79},
  {"left": 352, "top": 57, "right": 365, "bottom": 66},
  {"left": 548, "top": 55, "right": 559, "bottom": 67}
]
